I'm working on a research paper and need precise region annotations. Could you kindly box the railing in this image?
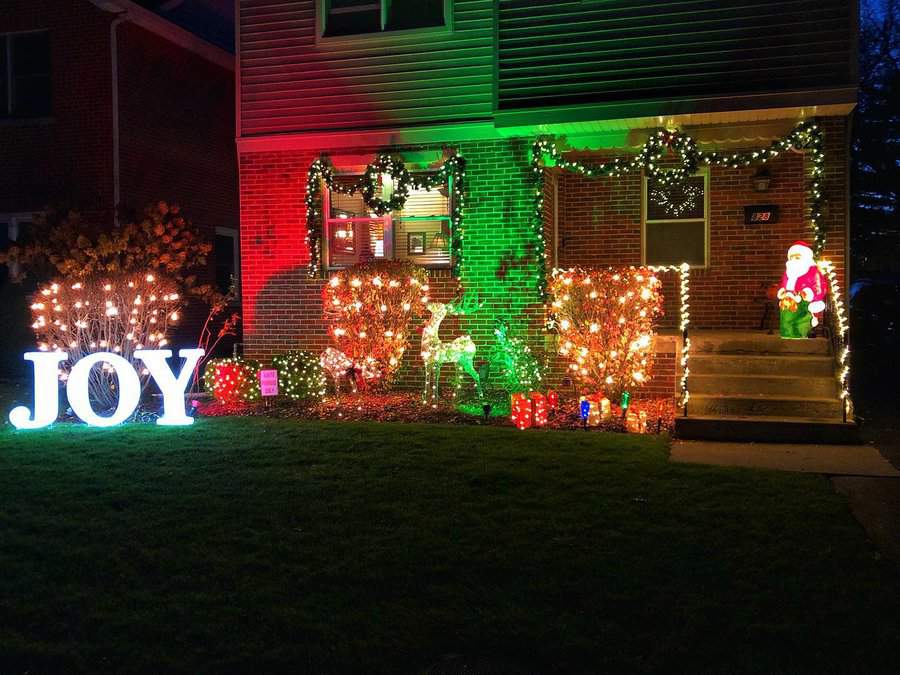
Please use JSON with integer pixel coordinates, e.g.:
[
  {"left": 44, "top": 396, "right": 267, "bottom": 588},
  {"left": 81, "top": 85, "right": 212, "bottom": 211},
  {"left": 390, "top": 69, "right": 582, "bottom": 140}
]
[{"left": 818, "top": 261, "right": 852, "bottom": 423}]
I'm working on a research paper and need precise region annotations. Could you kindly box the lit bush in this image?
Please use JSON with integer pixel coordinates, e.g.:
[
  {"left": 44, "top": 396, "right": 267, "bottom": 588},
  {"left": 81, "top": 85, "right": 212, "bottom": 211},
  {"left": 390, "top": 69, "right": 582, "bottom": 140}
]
[
  {"left": 203, "top": 357, "right": 261, "bottom": 403},
  {"left": 29, "top": 272, "right": 182, "bottom": 410},
  {"left": 549, "top": 266, "right": 663, "bottom": 398},
  {"left": 272, "top": 351, "right": 327, "bottom": 401},
  {"left": 322, "top": 260, "right": 428, "bottom": 387}
]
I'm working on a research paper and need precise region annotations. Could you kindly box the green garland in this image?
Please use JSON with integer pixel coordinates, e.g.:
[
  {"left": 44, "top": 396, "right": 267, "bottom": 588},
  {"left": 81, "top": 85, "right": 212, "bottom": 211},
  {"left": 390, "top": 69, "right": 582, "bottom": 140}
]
[
  {"left": 305, "top": 153, "right": 466, "bottom": 277},
  {"left": 531, "top": 119, "right": 827, "bottom": 292}
]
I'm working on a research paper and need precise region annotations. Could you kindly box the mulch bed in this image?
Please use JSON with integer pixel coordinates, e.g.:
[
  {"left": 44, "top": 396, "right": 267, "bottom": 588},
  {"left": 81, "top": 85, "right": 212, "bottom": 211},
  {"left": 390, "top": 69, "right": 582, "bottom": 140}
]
[{"left": 196, "top": 392, "right": 676, "bottom": 434}]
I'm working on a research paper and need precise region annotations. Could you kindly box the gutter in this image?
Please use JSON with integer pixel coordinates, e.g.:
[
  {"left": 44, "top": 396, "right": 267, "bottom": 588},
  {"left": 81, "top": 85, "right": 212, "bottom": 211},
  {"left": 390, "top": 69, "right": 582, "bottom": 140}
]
[
  {"left": 88, "top": 0, "right": 233, "bottom": 71},
  {"left": 110, "top": 13, "right": 127, "bottom": 225}
]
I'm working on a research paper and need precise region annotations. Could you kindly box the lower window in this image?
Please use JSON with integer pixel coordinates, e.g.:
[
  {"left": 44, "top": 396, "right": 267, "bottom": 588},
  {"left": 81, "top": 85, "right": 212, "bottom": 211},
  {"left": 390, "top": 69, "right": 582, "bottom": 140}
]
[
  {"left": 642, "top": 171, "right": 709, "bottom": 267},
  {"left": 324, "top": 176, "right": 451, "bottom": 269}
]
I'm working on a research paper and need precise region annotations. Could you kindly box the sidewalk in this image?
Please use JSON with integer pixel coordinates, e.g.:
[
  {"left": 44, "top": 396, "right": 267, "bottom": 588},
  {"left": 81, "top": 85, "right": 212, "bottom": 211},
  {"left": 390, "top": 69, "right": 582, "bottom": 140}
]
[
  {"left": 670, "top": 440, "right": 900, "bottom": 476},
  {"left": 670, "top": 439, "right": 900, "bottom": 565}
]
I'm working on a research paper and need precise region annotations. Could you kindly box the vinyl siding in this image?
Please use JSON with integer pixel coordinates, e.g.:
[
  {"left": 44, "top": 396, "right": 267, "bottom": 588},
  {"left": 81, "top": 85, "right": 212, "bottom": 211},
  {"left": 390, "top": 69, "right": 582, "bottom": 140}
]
[
  {"left": 498, "top": 0, "right": 856, "bottom": 111},
  {"left": 239, "top": 0, "right": 494, "bottom": 136}
]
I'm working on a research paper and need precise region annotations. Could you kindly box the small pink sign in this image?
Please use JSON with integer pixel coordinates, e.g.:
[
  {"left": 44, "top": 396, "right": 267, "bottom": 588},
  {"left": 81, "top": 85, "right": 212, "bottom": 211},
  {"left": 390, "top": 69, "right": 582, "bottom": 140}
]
[{"left": 259, "top": 369, "right": 279, "bottom": 397}]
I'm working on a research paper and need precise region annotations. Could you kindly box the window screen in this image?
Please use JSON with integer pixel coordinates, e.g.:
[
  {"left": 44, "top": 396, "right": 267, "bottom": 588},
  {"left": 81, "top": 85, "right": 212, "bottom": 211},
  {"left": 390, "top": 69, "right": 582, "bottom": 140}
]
[
  {"left": 645, "top": 221, "right": 706, "bottom": 267},
  {"left": 9, "top": 32, "right": 51, "bottom": 117},
  {"left": 386, "top": 0, "right": 445, "bottom": 31},
  {"left": 324, "top": 0, "right": 381, "bottom": 36}
]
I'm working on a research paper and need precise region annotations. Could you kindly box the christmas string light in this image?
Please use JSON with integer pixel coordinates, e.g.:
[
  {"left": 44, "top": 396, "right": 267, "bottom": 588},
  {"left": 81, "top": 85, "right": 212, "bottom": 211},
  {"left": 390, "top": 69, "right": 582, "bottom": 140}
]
[
  {"left": 421, "top": 292, "right": 483, "bottom": 404},
  {"left": 817, "top": 260, "right": 852, "bottom": 420},
  {"left": 272, "top": 351, "right": 327, "bottom": 401},
  {"left": 548, "top": 266, "right": 663, "bottom": 399},
  {"left": 532, "top": 120, "right": 829, "bottom": 295},
  {"left": 322, "top": 260, "right": 428, "bottom": 387},
  {"left": 203, "top": 357, "right": 261, "bottom": 403},
  {"left": 490, "top": 319, "right": 543, "bottom": 395},
  {"left": 29, "top": 272, "right": 182, "bottom": 411},
  {"left": 306, "top": 154, "right": 466, "bottom": 277},
  {"left": 648, "top": 263, "right": 691, "bottom": 411}
]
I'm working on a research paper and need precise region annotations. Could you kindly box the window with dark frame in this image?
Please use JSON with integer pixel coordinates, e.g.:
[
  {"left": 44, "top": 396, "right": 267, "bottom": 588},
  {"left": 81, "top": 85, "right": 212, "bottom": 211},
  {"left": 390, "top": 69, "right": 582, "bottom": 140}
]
[
  {"left": 322, "top": 0, "right": 446, "bottom": 37},
  {"left": 214, "top": 228, "right": 240, "bottom": 299},
  {"left": 323, "top": 176, "right": 451, "bottom": 270},
  {"left": 643, "top": 172, "right": 709, "bottom": 268},
  {"left": 1, "top": 31, "right": 51, "bottom": 118}
]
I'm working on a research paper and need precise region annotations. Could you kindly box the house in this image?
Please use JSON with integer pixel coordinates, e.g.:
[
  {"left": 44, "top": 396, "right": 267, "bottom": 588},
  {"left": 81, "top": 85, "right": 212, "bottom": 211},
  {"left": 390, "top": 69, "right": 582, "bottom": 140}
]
[
  {"left": 0, "top": 0, "right": 239, "bottom": 372},
  {"left": 236, "top": 0, "right": 857, "bottom": 441}
]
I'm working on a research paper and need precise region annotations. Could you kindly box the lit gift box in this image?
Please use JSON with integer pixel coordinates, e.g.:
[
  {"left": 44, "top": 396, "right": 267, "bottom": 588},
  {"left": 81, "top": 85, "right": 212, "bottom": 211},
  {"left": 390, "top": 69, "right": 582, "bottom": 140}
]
[
  {"left": 546, "top": 390, "right": 559, "bottom": 411},
  {"left": 579, "top": 395, "right": 603, "bottom": 427},
  {"left": 625, "top": 409, "right": 649, "bottom": 433},
  {"left": 511, "top": 392, "right": 533, "bottom": 430},
  {"left": 530, "top": 392, "right": 548, "bottom": 427}
]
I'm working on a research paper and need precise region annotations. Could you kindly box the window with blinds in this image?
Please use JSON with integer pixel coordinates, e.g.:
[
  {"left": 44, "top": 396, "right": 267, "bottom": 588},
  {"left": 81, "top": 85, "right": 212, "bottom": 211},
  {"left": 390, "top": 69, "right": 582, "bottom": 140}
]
[{"left": 323, "top": 178, "right": 450, "bottom": 270}]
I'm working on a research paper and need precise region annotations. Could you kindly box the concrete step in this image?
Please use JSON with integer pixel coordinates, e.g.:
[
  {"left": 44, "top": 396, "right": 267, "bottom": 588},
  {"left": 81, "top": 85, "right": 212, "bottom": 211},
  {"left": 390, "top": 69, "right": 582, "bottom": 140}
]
[
  {"left": 689, "top": 354, "right": 835, "bottom": 377},
  {"left": 689, "top": 373, "right": 838, "bottom": 398},
  {"left": 689, "top": 393, "right": 844, "bottom": 419},
  {"left": 691, "top": 331, "right": 830, "bottom": 356},
  {"left": 675, "top": 415, "right": 859, "bottom": 444}
]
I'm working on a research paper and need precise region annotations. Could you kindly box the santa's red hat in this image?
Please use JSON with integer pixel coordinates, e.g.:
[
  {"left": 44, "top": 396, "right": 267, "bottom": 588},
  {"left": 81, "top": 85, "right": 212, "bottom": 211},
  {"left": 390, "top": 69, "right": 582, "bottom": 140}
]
[{"left": 787, "top": 241, "right": 814, "bottom": 258}]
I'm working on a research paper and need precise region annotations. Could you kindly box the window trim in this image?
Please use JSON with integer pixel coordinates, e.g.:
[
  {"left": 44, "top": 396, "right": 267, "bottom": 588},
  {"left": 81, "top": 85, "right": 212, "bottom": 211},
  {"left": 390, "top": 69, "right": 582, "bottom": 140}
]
[
  {"left": 316, "top": 0, "right": 453, "bottom": 44},
  {"left": 641, "top": 169, "right": 710, "bottom": 269},
  {"left": 1, "top": 29, "right": 52, "bottom": 120},
  {"left": 214, "top": 226, "right": 241, "bottom": 302},
  {"left": 322, "top": 176, "right": 453, "bottom": 271}
]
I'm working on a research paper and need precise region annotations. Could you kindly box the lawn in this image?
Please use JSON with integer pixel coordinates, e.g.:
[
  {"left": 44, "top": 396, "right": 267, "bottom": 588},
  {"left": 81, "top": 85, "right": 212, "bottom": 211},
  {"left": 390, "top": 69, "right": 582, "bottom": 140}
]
[{"left": 1, "top": 418, "right": 898, "bottom": 674}]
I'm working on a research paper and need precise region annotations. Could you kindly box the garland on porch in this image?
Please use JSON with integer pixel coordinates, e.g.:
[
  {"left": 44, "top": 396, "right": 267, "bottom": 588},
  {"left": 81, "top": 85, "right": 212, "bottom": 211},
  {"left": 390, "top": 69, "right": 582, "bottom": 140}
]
[
  {"left": 531, "top": 120, "right": 827, "bottom": 293},
  {"left": 305, "top": 153, "right": 466, "bottom": 278}
]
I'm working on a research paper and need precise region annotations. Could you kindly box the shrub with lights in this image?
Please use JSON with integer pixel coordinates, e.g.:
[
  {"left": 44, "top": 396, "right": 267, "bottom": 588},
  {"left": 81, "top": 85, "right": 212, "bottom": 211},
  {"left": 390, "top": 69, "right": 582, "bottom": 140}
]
[
  {"left": 322, "top": 260, "right": 429, "bottom": 388},
  {"left": 489, "top": 319, "right": 543, "bottom": 394},
  {"left": 28, "top": 272, "right": 182, "bottom": 410},
  {"left": 203, "top": 357, "right": 261, "bottom": 404},
  {"left": 549, "top": 267, "right": 663, "bottom": 399},
  {"left": 272, "top": 351, "right": 327, "bottom": 401}
]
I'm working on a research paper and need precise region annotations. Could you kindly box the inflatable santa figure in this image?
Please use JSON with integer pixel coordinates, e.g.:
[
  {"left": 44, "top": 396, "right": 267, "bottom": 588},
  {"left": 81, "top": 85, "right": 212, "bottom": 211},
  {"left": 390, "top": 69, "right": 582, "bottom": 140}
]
[{"left": 777, "top": 241, "right": 827, "bottom": 339}]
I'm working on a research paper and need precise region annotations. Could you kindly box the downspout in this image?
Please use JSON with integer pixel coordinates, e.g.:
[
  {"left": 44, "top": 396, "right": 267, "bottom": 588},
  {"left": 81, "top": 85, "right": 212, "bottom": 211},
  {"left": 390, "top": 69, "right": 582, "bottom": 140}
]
[{"left": 110, "top": 13, "right": 128, "bottom": 225}]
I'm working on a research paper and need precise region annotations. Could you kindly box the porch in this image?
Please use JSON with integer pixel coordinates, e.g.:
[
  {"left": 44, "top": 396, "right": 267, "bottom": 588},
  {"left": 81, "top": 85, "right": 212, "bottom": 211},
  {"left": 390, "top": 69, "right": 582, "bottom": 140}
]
[{"left": 674, "top": 329, "right": 857, "bottom": 444}]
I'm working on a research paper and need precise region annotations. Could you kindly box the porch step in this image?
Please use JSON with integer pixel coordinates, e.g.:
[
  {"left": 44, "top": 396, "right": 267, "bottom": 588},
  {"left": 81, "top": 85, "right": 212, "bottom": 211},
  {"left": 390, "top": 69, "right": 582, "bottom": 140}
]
[
  {"left": 690, "top": 353, "right": 834, "bottom": 377},
  {"left": 675, "top": 415, "right": 859, "bottom": 444},
  {"left": 688, "top": 393, "right": 843, "bottom": 419},
  {"left": 691, "top": 331, "right": 831, "bottom": 356},
  {"left": 689, "top": 373, "right": 838, "bottom": 398}
]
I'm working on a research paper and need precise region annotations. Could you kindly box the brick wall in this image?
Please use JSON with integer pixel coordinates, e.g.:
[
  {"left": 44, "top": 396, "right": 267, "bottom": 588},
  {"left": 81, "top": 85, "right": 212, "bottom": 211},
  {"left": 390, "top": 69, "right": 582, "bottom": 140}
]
[
  {"left": 557, "top": 117, "right": 848, "bottom": 331},
  {"left": 117, "top": 22, "right": 238, "bottom": 348},
  {"left": 239, "top": 138, "right": 544, "bottom": 392},
  {"left": 239, "top": 117, "right": 850, "bottom": 400},
  {"left": 0, "top": 0, "right": 114, "bottom": 218}
]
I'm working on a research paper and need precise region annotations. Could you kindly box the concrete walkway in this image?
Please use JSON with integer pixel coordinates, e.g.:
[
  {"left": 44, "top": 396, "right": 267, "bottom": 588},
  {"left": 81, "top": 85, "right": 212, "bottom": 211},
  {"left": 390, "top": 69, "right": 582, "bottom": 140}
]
[{"left": 670, "top": 440, "right": 900, "bottom": 476}]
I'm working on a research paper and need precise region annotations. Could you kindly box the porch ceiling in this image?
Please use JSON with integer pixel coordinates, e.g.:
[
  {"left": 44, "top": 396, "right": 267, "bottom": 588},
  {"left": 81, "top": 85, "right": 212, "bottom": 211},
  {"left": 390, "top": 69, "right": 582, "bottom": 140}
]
[{"left": 496, "top": 102, "right": 856, "bottom": 150}]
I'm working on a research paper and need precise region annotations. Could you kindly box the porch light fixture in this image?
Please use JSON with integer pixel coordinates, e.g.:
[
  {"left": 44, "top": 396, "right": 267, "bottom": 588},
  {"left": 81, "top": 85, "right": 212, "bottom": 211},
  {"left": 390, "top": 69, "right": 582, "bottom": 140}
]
[{"left": 752, "top": 167, "right": 772, "bottom": 192}]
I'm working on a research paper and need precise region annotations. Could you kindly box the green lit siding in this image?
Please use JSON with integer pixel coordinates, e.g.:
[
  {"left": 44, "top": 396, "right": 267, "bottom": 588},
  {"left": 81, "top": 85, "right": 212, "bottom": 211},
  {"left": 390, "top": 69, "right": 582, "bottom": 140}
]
[
  {"left": 239, "top": 0, "right": 494, "bottom": 136},
  {"left": 498, "top": 0, "right": 856, "bottom": 110}
]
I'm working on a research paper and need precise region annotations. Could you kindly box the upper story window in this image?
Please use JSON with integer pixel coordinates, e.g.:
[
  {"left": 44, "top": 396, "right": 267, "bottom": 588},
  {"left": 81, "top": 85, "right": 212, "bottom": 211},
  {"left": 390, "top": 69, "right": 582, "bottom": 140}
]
[
  {"left": 324, "top": 177, "right": 451, "bottom": 269},
  {"left": 1, "top": 31, "right": 51, "bottom": 118},
  {"left": 321, "top": 0, "right": 448, "bottom": 38},
  {"left": 642, "top": 170, "right": 709, "bottom": 268}
]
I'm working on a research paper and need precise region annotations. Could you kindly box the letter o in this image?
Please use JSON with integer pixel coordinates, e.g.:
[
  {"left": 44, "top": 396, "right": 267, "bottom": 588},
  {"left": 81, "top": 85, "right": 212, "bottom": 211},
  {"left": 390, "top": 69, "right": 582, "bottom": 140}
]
[{"left": 67, "top": 352, "right": 141, "bottom": 427}]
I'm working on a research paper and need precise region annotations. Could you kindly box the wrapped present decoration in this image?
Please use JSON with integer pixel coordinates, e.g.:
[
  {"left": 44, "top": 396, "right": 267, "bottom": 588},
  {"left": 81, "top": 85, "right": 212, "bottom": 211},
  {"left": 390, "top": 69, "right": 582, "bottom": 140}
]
[
  {"left": 511, "top": 392, "right": 533, "bottom": 430},
  {"left": 530, "top": 392, "right": 548, "bottom": 427}
]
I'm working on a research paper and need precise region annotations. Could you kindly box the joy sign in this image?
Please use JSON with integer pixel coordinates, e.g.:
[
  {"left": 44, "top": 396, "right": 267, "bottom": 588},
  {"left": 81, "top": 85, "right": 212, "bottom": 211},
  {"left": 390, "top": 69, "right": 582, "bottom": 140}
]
[{"left": 9, "top": 349, "right": 204, "bottom": 429}]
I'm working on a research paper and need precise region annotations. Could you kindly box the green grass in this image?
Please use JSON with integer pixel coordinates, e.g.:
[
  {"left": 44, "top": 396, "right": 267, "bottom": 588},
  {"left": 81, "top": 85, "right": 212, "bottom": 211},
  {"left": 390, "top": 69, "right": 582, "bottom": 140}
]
[{"left": 1, "top": 418, "right": 898, "bottom": 674}]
